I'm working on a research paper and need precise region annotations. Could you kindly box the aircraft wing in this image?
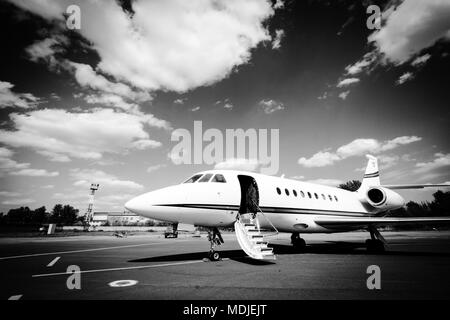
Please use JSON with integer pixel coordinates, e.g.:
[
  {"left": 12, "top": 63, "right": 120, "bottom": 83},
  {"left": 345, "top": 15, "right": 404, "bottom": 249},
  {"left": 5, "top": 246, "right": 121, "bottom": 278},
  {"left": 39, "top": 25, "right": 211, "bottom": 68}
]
[
  {"left": 381, "top": 184, "right": 450, "bottom": 190},
  {"left": 315, "top": 216, "right": 450, "bottom": 230}
]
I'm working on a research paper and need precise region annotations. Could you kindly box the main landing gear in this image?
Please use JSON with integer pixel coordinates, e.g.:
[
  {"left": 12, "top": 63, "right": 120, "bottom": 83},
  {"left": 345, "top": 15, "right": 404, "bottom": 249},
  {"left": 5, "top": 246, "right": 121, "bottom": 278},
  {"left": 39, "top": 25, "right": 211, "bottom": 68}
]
[
  {"left": 291, "top": 232, "right": 306, "bottom": 251},
  {"left": 207, "top": 227, "right": 224, "bottom": 261},
  {"left": 366, "top": 226, "right": 386, "bottom": 253}
]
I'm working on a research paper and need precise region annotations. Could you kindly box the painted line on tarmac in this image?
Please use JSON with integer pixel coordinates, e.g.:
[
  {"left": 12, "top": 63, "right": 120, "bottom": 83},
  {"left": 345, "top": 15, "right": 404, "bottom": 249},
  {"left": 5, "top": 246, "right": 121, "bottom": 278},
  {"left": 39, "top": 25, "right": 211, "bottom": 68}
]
[
  {"left": 0, "top": 241, "right": 189, "bottom": 261},
  {"left": 47, "top": 256, "right": 60, "bottom": 267},
  {"left": 8, "top": 295, "right": 23, "bottom": 300},
  {"left": 32, "top": 260, "right": 206, "bottom": 277}
]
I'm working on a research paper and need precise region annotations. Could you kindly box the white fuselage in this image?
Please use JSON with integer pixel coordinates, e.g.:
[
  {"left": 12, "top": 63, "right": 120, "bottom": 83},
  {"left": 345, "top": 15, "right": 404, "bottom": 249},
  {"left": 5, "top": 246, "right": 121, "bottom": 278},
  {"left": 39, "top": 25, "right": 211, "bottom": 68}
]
[{"left": 124, "top": 170, "right": 394, "bottom": 233}]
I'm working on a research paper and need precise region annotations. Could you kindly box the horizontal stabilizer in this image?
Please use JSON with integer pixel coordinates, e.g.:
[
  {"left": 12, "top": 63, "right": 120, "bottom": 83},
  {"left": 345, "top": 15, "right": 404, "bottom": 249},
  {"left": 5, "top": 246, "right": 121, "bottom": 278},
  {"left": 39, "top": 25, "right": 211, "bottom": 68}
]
[{"left": 381, "top": 184, "right": 450, "bottom": 190}]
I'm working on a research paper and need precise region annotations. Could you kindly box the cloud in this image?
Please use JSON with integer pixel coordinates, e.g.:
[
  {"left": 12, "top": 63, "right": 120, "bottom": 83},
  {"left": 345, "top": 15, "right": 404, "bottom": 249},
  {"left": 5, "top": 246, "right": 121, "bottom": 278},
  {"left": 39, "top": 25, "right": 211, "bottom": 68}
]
[
  {"left": 368, "top": 0, "right": 450, "bottom": 65},
  {"left": 191, "top": 106, "right": 201, "bottom": 112},
  {"left": 415, "top": 153, "right": 450, "bottom": 173},
  {"left": 298, "top": 136, "right": 422, "bottom": 168},
  {"left": 41, "top": 185, "right": 55, "bottom": 189},
  {"left": 305, "top": 179, "right": 343, "bottom": 187},
  {"left": 0, "top": 108, "right": 166, "bottom": 162},
  {"left": 0, "top": 81, "right": 40, "bottom": 109},
  {"left": 26, "top": 36, "right": 68, "bottom": 68},
  {"left": 0, "top": 191, "right": 21, "bottom": 197},
  {"left": 84, "top": 93, "right": 139, "bottom": 112},
  {"left": 0, "top": 147, "right": 30, "bottom": 175},
  {"left": 147, "top": 164, "right": 167, "bottom": 173},
  {"left": 2, "top": 198, "right": 36, "bottom": 205},
  {"left": 11, "top": 0, "right": 275, "bottom": 92},
  {"left": 67, "top": 62, "right": 151, "bottom": 102},
  {"left": 337, "top": 78, "right": 360, "bottom": 88},
  {"left": 214, "top": 158, "right": 261, "bottom": 172},
  {"left": 174, "top": 98, "right": 187, "bottom": 105},
  {"left": 9, "top": 168, "right": 59, "bottom": 177},
  {"left": 223, "top": 103, "right": 234, "bottom": 110},
  {"left": 298, "top": 151, "right": 341, "bottom": 168},
  {"left": 339, "top": 1, "right": 450, "bottom": 86},
  {"left": 259, "top": 99, "right": 285, "bottom": 114},
  {"left": 70, "top": 168, "right": 144, "bottom": 191},
  {"left": 411, "top": 54, "right": 431, "bottom": 67},
  {"left": 338, "top": 91, "right": 350, "bottom": 100},
  {"left": 290, "top": 175, "right": 305, "bottom": 180},
  {"left": 396, "top": 72, "right": 414, "bottom": 85},
  {"left": 272, "top": 29, "right": 285, "bottom": 49},
  {"left": 344, "top": 52, "right": 377, "bottom": 75},
  {"left": 274, "top": 0, "right": 284, "bottom": 10}
]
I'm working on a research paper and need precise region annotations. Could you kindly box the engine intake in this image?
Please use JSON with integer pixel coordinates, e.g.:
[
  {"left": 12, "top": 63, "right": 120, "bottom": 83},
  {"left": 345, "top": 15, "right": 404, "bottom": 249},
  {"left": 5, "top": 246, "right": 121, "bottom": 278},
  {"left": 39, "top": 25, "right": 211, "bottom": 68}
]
[{"left": 366, "top": 187, "right": 405, "bottom": 210}]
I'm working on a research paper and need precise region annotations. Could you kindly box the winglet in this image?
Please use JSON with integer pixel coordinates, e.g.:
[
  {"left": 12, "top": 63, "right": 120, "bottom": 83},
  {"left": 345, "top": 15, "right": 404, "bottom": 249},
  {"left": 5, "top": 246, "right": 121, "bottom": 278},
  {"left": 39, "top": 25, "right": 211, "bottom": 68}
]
[{"left": 358, "top": 155, "right": 380, "bottom": 191}]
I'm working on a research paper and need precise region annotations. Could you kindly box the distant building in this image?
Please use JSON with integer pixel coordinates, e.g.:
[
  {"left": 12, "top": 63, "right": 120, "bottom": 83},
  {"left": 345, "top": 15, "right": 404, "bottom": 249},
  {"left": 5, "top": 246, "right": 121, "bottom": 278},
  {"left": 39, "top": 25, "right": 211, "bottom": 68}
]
[{"left": 91, "top": 211, "right": 158, "bottom": 226}]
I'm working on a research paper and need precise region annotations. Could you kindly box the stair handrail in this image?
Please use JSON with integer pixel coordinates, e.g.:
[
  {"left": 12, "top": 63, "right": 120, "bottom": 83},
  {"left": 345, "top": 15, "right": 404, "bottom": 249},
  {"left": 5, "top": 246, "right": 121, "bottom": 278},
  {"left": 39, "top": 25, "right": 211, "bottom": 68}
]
[{"left": 251, "top": 199, "right": 279, "bottom": 237}]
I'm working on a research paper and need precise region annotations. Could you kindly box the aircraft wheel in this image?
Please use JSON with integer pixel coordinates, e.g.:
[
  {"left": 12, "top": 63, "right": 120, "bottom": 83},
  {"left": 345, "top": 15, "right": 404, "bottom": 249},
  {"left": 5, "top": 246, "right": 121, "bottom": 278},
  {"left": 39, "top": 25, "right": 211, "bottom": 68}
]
[
  {"left": 208, "top": 251, "right": 220, "bottom": 261},
  {"left": 292, "top": 237, "right": 306, "bottom": 251}
]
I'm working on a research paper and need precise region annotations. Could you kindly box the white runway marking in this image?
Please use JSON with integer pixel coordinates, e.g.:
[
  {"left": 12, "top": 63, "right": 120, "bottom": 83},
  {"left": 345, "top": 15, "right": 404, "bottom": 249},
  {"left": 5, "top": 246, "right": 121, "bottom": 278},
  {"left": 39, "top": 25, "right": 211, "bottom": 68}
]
[
  {"left": 109, "top": 280, "right": 138, "bottom": 287},
  {"left": 0, "top": 241, "right": 187, "bottom": 261},
  {"left": 32, "top": 260, "right": 205, "bottom": 277},
  {"left": 47, "top": 256, "right": 60, "bottom": 267},
  {"left": 8, "top": 295, "right": 23, "bottom": 300}
]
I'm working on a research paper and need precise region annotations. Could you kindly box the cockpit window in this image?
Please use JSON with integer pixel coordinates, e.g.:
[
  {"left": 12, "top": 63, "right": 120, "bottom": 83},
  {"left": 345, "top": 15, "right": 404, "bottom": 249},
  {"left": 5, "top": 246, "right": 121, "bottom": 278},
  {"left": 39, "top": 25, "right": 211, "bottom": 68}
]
[
  {"left": 183, "top": 174, "right": 203, "bottom": 183},
  {"left": 211, "top": 174, "right": 226, "bottom": 183},
  {"left": 198, "top": 173, "right": 213, "bottom": 182}
]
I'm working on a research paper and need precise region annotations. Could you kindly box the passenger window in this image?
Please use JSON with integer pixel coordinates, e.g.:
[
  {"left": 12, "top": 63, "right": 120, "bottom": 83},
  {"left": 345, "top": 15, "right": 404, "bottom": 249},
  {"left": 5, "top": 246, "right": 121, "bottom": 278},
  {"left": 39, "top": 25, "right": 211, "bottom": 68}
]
[
  {"left": 277, "top": 187, "right": 281, "bottom": 195},
  {"left": 328, "top": 195, "right": 333, "bottom": 201},
  {"left": 307, "top": 192, "right": 312, "bottom": 198},
  {"left": 322, "top": 194, "right": 326, "bottom": 200},
  {"left": 314, "top": 193, "right": 318, "bottom": 199},
  {"left": 184, "top": 174, "right": 203, "bottom": 183},
  {"left": 300, "top": 191, "right": 305, "bottom": 198},
  {"left": 334, "top": 195, "right": 338, "bottom": 201},
  {"left": 293, "top": 190, "right": 297, "bottom": 197},
  {"left": 285, "top": 188, "right": 290, "bottom": 196},
  {"left": 198, "top": 173, "right": 213, "bottom": 182},
  {"left": 211, "top": 174, "right": 226, "bottom": 183}
]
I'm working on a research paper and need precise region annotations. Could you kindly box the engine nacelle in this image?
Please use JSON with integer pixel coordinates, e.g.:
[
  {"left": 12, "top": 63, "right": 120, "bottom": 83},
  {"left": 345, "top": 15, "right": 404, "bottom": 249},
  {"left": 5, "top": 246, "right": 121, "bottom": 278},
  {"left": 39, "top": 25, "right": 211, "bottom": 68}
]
[{"left": 366, "top": 187, "right": 405, "bottom": 210}]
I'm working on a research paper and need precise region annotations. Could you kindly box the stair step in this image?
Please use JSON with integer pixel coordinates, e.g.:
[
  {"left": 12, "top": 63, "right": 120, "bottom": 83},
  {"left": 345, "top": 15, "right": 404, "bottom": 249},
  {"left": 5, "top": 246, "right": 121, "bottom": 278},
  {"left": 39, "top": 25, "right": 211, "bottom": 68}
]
[{"left": 260, "top": 248, "right": 273, "bottom": 252}]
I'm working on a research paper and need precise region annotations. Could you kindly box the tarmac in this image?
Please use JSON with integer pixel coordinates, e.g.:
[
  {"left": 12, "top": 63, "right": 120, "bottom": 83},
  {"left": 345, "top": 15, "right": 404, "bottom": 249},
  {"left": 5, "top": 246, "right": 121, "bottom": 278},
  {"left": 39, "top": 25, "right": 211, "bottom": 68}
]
[{"left": 1, "top": 230, "right": 450, "bottom": 300}]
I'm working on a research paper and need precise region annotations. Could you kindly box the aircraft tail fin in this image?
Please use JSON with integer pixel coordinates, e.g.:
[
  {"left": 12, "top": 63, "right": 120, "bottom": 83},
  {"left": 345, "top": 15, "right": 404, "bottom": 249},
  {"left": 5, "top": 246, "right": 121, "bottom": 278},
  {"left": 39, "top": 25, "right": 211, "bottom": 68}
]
[{"left": 358, "top": 155, "right": 380, "bottom": 192}]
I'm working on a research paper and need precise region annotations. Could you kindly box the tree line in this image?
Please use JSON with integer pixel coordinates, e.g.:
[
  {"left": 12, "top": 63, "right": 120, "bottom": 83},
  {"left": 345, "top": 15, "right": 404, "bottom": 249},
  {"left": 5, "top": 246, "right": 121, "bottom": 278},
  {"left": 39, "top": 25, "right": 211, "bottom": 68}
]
[{"left": 0, "top": 204, "right": 81, "bottom": 226}]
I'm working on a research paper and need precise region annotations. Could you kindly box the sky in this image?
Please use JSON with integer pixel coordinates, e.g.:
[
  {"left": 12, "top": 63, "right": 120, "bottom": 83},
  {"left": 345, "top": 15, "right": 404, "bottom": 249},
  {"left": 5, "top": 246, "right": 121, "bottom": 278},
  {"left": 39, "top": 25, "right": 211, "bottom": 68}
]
[{"left": 0, "top": 0, "right": 449, "bottom": 214}]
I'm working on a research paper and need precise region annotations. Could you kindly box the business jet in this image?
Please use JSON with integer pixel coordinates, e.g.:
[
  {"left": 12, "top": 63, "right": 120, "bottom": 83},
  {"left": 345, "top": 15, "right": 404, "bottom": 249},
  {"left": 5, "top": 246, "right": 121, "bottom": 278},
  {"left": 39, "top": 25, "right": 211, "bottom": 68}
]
[{"left": 125, "top": 155, "right": 450, "bottom": 261}]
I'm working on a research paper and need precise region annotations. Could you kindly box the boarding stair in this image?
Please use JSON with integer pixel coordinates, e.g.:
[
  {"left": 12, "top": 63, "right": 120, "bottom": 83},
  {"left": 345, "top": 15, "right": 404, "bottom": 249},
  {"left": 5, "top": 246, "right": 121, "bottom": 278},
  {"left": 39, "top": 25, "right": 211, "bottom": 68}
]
[{"left": 234, "top": 201, "right": 277, "bottom": 260}]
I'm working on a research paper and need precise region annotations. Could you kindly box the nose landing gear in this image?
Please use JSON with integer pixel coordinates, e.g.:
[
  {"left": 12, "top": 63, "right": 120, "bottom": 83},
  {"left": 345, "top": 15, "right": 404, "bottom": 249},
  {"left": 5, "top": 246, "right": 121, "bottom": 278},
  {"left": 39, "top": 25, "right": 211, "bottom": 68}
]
[{"left": 207, "top": 227, "right": 224, "bottom": 261}]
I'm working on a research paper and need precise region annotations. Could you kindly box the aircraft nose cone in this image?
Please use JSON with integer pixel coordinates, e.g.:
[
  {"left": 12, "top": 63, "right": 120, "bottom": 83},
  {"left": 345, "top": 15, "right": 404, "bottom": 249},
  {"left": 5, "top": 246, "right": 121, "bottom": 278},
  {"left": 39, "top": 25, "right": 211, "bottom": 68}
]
[{"left": 124, "top": 196, "right": 145, "bottom": 214}]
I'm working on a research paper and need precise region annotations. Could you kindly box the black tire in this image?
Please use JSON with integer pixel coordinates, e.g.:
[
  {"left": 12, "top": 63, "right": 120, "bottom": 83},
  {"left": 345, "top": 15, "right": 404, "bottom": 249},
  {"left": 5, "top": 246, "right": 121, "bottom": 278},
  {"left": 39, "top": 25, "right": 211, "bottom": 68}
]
[
  {"left": 292, "top": 237, "right": 306, "bottom": 250},
  {"left": 208, "top": 251, "right": 220, "bottom": 261}
]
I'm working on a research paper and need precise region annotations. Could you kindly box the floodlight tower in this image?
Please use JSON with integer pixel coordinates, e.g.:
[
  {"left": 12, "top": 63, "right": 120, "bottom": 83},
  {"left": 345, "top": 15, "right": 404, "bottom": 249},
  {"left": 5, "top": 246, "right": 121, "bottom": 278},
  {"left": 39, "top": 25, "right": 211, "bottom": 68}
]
[{"left": 84, "top": 183, "right": 99, "bottom": 231}]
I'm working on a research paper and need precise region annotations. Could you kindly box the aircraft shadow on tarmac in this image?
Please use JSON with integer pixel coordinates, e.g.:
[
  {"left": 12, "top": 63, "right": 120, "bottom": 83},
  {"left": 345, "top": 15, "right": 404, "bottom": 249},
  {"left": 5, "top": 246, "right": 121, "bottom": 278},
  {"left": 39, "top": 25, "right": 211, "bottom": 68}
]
[
  {"left": 128, "top": 241, "right": 450, "bottom": 265},
  {"left": 128, "top": 249, "right": 275, "bottom": 265},
  {"left": 269, "top": 242, "right": 450, "bottom": 257}
]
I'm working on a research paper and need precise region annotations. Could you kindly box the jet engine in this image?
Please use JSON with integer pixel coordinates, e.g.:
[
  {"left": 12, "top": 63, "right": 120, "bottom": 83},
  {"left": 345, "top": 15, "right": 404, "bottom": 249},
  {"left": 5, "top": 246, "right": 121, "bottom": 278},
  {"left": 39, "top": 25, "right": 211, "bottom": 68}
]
[{"left": 366, "top": 187, "right": 405, "bottom": 210}]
